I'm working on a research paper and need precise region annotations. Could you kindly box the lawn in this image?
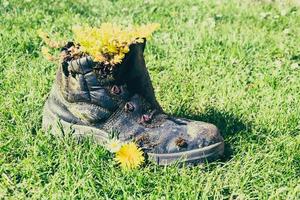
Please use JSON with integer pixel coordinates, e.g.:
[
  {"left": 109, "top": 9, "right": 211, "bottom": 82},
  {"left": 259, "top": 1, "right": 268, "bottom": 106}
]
[{"left": 1, "top": 0, "right": 300, "bottom": 199}]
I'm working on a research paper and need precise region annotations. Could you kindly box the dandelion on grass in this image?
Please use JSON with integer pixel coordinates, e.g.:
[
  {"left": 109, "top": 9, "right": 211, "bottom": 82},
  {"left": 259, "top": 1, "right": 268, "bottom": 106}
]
[
  {"left": 106, "top": 138, "right": 123, "bottom": 153},
  {"left": 115, "top": 142, "right": 144, "bottom": 170}
]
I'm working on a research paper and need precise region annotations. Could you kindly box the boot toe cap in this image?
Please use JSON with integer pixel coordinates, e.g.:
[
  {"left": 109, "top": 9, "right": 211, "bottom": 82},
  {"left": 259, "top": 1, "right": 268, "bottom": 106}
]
[
  {"left": 187, "top": 121, "right": 223, "bottom": 148},
  {"left": 148, "top": 120, "right": 224, "bottom": 165},
  {"left": 160, "top": 121, "right": 223, "bottom": 154}
]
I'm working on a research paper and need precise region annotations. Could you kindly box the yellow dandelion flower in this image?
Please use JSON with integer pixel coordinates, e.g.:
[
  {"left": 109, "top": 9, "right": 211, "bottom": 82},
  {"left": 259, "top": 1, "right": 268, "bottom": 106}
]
[
  {"left": 94, "top": 53, "right": 106, "bottom": 63},
  {"left": 106, "top": 139, "right": 122, "bottom": 153},
  {"left": 115, "top": 142, "right": 144, "bottom": 170},
  {"left": 112, "top": 53, "right": 125, "bottom": 64},
  {"left": 72, "top": 23, "right": 160, "bottom": 65}
]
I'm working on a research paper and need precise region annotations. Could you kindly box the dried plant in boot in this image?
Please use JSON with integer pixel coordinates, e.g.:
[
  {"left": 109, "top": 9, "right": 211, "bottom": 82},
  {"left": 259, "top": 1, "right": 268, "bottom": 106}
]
[
  {"left": 60, "top": 42, "right": 86, "bottom": 62},
  {"left": 38, "top": 30, "right": 67, "bottom": 62}
]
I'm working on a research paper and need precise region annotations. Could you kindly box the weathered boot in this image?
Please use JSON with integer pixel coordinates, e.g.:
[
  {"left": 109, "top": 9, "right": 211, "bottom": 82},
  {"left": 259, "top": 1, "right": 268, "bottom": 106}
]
[{"left": 42, "top": 40, "right": 224, "bottom": 165}]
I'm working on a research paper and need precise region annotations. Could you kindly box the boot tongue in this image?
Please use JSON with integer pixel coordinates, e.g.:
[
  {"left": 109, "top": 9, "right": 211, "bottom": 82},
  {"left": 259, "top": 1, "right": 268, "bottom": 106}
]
[
  {"left": 115, "top": 42, "right": 163, "bottom": 112},
  {"left": 92, "top": 51, "right": 133, "bottom": 86},
  {"left": 90, "top": 41, "right": 163, "bottom": 112}
]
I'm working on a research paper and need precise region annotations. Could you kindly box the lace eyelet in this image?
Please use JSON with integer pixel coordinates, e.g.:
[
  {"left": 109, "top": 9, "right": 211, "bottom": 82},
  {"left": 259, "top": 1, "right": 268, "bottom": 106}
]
[
  {"left": 141, "top": 114, "right": 151, "bottom": 123},
  {"left": 111, "top": 85, "right": 121, "bottom": 95},
  {"left": 124, "top": 102, "right": 134, "bottom": 112}
]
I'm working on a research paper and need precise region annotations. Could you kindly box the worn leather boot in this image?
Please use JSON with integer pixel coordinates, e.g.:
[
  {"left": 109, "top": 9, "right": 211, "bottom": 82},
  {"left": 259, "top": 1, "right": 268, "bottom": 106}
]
[{"left": 42, "top": 40, "right": 224, "bottom": 165}]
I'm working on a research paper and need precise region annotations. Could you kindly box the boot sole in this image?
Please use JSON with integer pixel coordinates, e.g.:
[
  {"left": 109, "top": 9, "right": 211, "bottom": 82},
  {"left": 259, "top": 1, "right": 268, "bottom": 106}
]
[
  {"left": 43, "top": 102, "right": 224, "bottom": 166},
  {"left": 147, "top": 142, "right": 224, "bottom": 165}
]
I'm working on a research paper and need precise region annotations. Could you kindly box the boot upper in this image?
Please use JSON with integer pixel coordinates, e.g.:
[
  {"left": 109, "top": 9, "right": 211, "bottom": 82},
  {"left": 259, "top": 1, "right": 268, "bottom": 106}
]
[{"left": 47, "top": 41, "right": 223, "bottom": 155}]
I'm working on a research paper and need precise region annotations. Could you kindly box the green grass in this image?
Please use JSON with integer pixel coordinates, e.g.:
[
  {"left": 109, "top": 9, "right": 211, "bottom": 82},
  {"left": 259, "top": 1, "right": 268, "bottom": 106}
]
[{"left": 1, "top": 0, "right": 300, "bottom": 199}]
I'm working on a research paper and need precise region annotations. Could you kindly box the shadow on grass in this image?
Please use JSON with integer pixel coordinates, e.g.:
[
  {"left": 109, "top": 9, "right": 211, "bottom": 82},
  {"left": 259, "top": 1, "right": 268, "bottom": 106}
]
[{"left": 172, "top": 106, "right": 253, "bottom": 162}]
